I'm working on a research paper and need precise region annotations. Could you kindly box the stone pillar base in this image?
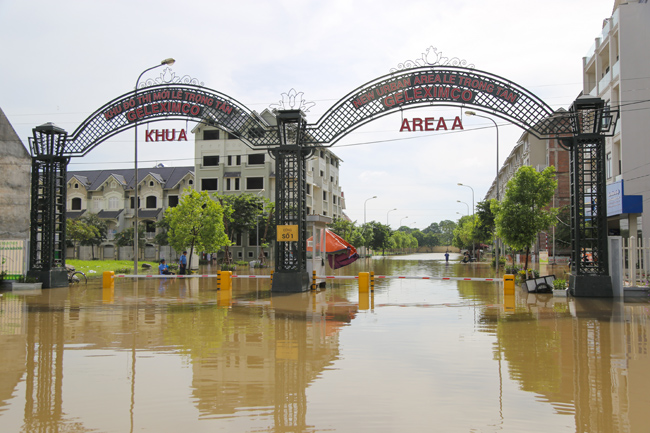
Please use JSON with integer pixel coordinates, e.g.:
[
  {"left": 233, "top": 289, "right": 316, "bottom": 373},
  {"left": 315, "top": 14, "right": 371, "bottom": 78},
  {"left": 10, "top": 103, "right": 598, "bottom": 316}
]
[
  {"left": 28, "top": 268, "right": 69, "bottom": 289},
  {"left": 272, "top": 271, "right": 310, "bottom": 293},
  {"left": 569, "top": 274, "right": 613, "bottom": 298}
]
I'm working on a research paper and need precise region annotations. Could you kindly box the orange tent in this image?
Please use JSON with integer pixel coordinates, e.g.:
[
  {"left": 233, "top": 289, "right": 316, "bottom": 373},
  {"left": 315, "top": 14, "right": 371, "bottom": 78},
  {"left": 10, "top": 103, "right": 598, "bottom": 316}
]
[{"left": 307, "top": 229, "right": 359, "bottom": 269}]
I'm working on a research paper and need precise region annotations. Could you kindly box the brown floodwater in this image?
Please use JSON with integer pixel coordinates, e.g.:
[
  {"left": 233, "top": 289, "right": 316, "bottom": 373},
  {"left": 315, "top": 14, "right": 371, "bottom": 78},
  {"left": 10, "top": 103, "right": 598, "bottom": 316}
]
[{"left": 1, "top": 253, "right": 650, "bottom": 432}]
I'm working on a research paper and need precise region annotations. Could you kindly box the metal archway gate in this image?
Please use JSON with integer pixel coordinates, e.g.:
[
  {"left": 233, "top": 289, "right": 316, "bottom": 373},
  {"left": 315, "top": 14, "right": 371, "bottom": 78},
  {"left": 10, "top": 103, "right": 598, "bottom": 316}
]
[{"left": 28, "top": 66, "right": 618, "bottom": 295}]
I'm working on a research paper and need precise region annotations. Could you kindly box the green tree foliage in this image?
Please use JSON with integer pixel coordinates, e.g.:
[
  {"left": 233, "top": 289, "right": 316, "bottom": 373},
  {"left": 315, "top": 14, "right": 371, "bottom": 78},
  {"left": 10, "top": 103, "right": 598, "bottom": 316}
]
[
  {"left": 79, "top": 213, "right": 107, "bottom": 259},
  {"left": 114, "top": 226, "right": 146, "bottom": 249},
  {"left": 66, "top": 219, "right": 100, "bottom": 259},
  {"left": 215, "top": 193, "right": 265, "bottom": 262},
  {"left": 495, "top": 165, "right": 558, "bottom": 271},
  {"left": 438, "top": 220, "right": 457, "bottom": 246},
  {"left": 368, "top": 222, "right": 392, "bottom": 254},
  {"left": 452, "top": 215, "right": 475, "bottom": 250},
  {"left": 165, "top": 188, "right": 230, "bottom": 264},
  {"left": 422, "top": 222, "right": 442, "bottom": 234},
  {"left": 329, "top": 218, "right": 364, "bottom": 247},
  {"left": 474, "top": 200, "right": 497, "bottom": 245}
]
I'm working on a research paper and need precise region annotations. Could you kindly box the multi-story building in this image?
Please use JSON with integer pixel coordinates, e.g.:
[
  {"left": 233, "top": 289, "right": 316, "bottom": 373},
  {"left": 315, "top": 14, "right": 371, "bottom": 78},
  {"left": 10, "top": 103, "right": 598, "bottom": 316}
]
[
  {"left": 485, "top": 126, "right": 571, "bottom": 258},
  {"left": 193, "top": 109, "right": 345, "bottom": 262},
  {"left": 583, "top": 0, "right": 649, "bottom": 238},
  {"left": 66, "top": 166, "right": 194, "bottom": 261}
]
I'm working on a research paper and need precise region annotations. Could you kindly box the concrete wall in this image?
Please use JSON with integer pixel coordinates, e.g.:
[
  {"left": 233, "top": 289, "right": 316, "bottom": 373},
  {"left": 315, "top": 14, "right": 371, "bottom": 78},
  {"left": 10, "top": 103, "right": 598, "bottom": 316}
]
[{"left": 0, "top": 108, "right": 30, "bottom": 240}]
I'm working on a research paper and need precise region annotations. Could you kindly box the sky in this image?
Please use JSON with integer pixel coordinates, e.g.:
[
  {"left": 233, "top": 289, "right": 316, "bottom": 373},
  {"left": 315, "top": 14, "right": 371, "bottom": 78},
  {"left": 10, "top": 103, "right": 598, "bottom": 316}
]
[{"left": 0, "top": 0, "right": 616, "bottom": 230}]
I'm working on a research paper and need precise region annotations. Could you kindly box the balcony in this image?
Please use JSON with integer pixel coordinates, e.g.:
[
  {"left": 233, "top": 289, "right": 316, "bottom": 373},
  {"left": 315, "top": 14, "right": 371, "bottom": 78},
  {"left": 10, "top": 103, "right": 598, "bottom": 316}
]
[{"left": 599, "top": 70, "right": 612, "bottom": 93}]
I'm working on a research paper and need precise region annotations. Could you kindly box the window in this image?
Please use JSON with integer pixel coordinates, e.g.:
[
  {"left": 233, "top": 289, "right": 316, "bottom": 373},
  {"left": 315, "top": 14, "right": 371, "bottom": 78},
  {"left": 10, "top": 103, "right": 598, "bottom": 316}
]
[
  {"left": 606, "top": 152, "right": 612, "bottom": 179},
  {"left": 149, "top": 181, "right": 154, "bottom": 187},
  {"left": 248, "top": 251, "right": 254, "bottom": 258},
  {"left": 306, "top": 184, "right": 311, "bottom": 195},
  {"left": 332, "top": 195, "right": 336, "bottom": 204},
  {"left": 71, "top": 197, "right": 82, "bottom": 210},
  {"left": 246, "top": 177, "right": 264, "bottom": 190},
  {"left": 74, "top": 183, "right": 79, "bottom": 189},
  {"left": 330, "top": 176, "right": 334, "bottom": 183},
  {"left": 322, "top": 191, "right": 327, "bottom": 201},
  {"left": 109, "top": 197, "right": 120, "bottom": 209},
  {"left": 249, "top": 231, "right": 259, "bottom": 247},
  {"left": 203, "top": 155, "right": 219, "bottom": 167},
  {"left": 232, "top": 232, "right": 242, "bottom": 246},
  {"left": 248, "top": 154, "right": 265, "bottom": 165},
  {"left": 226, "top": 178, "right": 240, "bottom": 191},
  {"left": 227, "top": 132, "right": 238, "bottom": 140},
  {"left": 203, "top": 130, "right": 220, "bottom": 140},
  {"left": 320, "top": 170, "right": 324, "bottom": 177},
  {"left": 146, "top": 196, "right": 157, "bottom": 209},
  {"left": 228, "top": 155, "right": 241, "bottom": 166},
  {"left": 168, "top": 195, "right": 179, "bottom": 207},
  {"left": 188, "top": 179, "right": 193, "bottom": 185},
  {"left": 201, "top": 178, "right": 218, "bottom": 191},
  {"left": 93, "top": 198, "right": 102, "bottom": 211},
  {"left": 307, "top": 207, "right": 311, "bottom": 214}
]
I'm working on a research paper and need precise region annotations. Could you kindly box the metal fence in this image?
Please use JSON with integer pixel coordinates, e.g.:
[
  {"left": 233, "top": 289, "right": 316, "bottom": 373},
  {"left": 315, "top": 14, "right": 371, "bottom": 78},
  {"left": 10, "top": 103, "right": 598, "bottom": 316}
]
[
  {"left": 622, "top": 236, "right": 650, "bottom": 287},
  {"left": 0, "top": 240, "right": 27, "bottom": 279}
]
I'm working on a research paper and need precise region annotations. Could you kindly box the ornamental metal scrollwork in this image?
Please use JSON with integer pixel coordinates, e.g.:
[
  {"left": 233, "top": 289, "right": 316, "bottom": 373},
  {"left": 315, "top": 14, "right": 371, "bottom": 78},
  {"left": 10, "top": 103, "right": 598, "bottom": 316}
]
[
  {"left": 270, "top": 88, "right": 316, "bottom": 113},
  {"left": 390, "top": 46, "right": 475, "bottom": 72},
  {"left": 137, "top": 67, "right": 204, "bottom": 89}
]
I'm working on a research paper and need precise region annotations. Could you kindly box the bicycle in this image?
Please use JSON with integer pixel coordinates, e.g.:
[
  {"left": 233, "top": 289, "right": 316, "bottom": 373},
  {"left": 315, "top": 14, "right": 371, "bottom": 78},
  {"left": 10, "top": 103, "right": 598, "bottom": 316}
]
[{"left": 68, "top": 269, "right": 87, "bottom": 284}]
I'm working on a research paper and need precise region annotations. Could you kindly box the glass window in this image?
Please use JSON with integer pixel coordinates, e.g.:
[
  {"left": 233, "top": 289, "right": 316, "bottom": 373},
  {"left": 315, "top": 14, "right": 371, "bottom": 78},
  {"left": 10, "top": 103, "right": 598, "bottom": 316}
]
[
  {"left": 203, "top": 155, "right": 219, "bottom": 166},
  {"left": 202, "top": 178, "right": 218, "bottom": 191},
  {"left": 168, "top": 196, "right": 179, "bottom": 207},
  {"left": 146, "top": 196, "right": 157, "bottom": 209},
  {"left": 248, "top": 154, "right": 265, "bottom": 165},
  {"left": 246, "top": 177, "right": 264, "bottom": 190},
  {"left": 606, "top": 153, "right": 612, "bottom": 179},
  {"left": 71, "top": 197, "right": 82, "bottom": 210},
  {"left": 203, "top": 130, "right": 219, "bottom": 140}
]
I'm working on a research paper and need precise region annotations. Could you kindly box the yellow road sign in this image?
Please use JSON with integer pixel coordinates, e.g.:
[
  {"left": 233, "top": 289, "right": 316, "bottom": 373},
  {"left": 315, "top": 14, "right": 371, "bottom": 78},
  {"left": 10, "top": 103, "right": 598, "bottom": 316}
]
[{"left": 277, "top": 225, "right": 298, "bottom": 242}]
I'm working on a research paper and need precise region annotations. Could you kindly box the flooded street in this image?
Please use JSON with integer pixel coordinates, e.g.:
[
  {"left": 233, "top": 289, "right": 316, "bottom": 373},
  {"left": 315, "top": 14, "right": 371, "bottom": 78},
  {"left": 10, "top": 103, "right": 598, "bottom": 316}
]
[{"left": 2, "top": 253, "right": 650, "bottom": 432}]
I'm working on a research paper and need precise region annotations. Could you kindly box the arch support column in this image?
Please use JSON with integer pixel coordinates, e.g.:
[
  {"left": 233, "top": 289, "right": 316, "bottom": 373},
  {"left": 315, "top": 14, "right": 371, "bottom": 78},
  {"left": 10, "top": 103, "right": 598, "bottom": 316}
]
[{"left": 28, "top": 124, "right": 69, "bottom": 288}]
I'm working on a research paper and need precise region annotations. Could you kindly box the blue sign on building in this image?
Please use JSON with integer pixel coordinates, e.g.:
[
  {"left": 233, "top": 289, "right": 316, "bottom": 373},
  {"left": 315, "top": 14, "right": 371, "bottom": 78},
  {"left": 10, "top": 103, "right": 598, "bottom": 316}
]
[{"left": 607, "top": 180, "right": 643, "bottom": 216}]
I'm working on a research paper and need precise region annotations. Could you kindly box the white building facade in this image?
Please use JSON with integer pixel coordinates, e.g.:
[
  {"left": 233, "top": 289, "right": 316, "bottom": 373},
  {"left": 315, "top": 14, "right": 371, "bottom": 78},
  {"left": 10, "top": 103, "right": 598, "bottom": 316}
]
[
  {"left": 583, "top": 0, "right": 650, "bottom": 238},
  {"left": 193, "top": 110, "right": 345, "bottom": 262}
]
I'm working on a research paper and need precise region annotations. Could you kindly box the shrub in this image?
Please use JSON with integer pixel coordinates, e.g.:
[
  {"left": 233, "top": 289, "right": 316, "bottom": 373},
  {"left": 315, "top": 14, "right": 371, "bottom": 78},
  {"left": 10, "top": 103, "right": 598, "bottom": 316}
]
[{"left": 553, "top": 279, "right": 567, "bottom": 291}]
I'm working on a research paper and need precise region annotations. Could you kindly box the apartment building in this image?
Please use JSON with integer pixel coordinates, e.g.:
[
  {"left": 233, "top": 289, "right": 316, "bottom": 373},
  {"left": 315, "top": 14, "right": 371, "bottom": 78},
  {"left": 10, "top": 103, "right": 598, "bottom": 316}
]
[
  {"left": 66, "top": 166, "right": 194, "bottom": 260},
  {"left": 583, "top": 0, "right": 649, "bottom": 238},
  {"left": 193, "top": 109, "right": 345, "bottom": 262}
]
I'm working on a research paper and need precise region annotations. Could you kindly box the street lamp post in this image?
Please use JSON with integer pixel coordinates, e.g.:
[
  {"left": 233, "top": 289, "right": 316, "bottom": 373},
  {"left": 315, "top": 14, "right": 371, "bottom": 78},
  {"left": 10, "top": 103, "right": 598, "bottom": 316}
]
[
  {"left": 387, "top": 208, "right": 397, "bottom": 226},
  {"left": 364, "top": 196, "right": 377, "bottom": 225},
  {"left": 465, "top": 111, "right": 500, "bottom": 271},
  {"left": 457, "top": 200, "right": 470, "bottom": 215},
  {"left": 256, "top": 189, "right": 265, "bottom": 262},
  {"left": 133, "top": 58, "right": 175, "bottom": 275},
  {"left": 362, "top": 195, "right": 377, "bottom": 257},
  {"left": 399, "top": 216, "right": 408, "bottom": 228},
  {"left": 458, "top": 182, "right": 476, "bottom": 260}
]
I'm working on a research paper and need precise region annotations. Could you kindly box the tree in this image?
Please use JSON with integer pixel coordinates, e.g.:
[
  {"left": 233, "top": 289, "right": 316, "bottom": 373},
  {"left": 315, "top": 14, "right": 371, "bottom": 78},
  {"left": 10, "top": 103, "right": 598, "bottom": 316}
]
[
  {"left": 329, "top": 218, "right": 364, "bottom": 248},
  {"left": 452, "top": 215, "right": 475, "bottom": 250},
  {"left": 165, "top": 188, "right": 230, "bottom": 267},
  {"left": 495, "top": 165, "right": 558, "bottom": 271},
  {"left": 79, "top": 213, "right": 107, "bottom": 259},
  {"left": 215, "top": 193, "right": 265, "bottom": 263},
  {"left": 66, "top": 219, "right": 99, "bottom": 259},
  {"left": 114, "top": 226, "right": 146, "bottom": 250},
  {"left": 368, "top": 222, "right": 392, "bottom": 254},
  {"left": 438, "top": 220, "right": 457, "bottom": 246}
]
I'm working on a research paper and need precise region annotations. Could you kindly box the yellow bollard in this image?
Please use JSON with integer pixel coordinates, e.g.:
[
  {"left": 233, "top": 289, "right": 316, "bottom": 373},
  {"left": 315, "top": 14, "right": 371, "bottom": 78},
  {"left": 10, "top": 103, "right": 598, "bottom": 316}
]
[
  {"left": 503, "top": 274, "right": 515, "bottom": 295},
  {"left": 370, "top": 271, "right": 375, "bottom": 292},
  {"left": 503, "top": 294, "right": 515, "bottom": 312},
  {"left": 359, "top": 291, "right": 370, "bottom": 310},
  {"left": 312, "top": 270, "right": 317, "bottom": 290},
  {"left": 359, "top": 272, "right": 370, "bottom": 293},
  {"left": 218, "top": 289, "right": 231, "bottom": 307},
  {"left": 217, "top": 270, "right": 222, "bottom": 290},
  {"left": 221, "top": 271, "right": 232, "bottom": 291},
  {"left": 102, "top": 271, "right": 114, "bottom": 289},
  {"left": 270, "top": 270, "right": 274, "bottom": 285}
]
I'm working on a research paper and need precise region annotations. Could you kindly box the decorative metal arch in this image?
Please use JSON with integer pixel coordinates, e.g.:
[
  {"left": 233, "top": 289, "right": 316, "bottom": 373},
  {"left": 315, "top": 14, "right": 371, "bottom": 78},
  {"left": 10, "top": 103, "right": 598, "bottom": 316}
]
[
  {"left": 304, "top": 66, "right": 574, "bottom": 145},
  {"left": 28, "top": 65, "right": 617, "bottom": 294}
]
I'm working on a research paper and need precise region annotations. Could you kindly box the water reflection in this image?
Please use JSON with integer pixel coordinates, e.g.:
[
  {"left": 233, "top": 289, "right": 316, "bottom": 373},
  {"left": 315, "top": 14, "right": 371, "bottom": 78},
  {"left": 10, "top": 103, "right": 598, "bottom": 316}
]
[{"left": 0, "top": 254, "right": 649, "bottom": 432}]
